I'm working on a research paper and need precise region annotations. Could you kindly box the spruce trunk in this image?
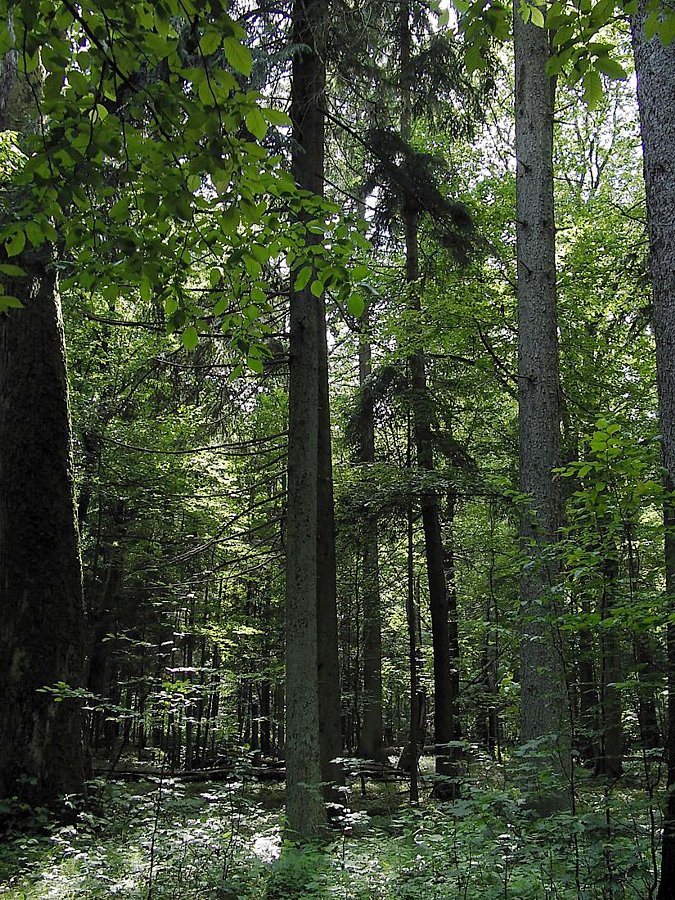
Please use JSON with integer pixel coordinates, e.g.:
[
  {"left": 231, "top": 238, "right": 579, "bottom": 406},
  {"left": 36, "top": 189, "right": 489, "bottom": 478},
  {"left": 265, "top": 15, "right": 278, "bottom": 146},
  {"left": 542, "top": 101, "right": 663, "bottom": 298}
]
[
  {"left": 514, "top": 0, "right": 569, "bottom": 804},
  {"left": 284, "top": 0, "right": 330, "bottom": 837}
]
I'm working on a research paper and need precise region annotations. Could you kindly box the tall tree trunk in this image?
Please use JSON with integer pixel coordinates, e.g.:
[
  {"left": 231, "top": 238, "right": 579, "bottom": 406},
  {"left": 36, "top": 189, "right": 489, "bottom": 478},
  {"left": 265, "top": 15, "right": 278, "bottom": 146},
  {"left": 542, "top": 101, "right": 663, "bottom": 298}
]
[
  {"left": 631, "top": 6, "right": 675, "bottom": 894},
  {"left": 660, "top": 497, "right": 675, "bottom": 900},
  {"left": 284, "top": 0, "right": 329, "bottom": 838},
  {"left": 513, "top": 0, "right": 569, "bottom": 805},
  {"left": 317, "top": 292, "right": 344, "bottom": 794},
  {"left": 404, "top": 496, "right": 420, "bottom": 802},
  {"left": 399, "top": 0, "right": 460, "bottom": 802},
  {"left": 0, "top": 47, "right": 85, "bottom": 805},
  {"left": 357, "top": 303, "right": 386, "bottom": 762}
]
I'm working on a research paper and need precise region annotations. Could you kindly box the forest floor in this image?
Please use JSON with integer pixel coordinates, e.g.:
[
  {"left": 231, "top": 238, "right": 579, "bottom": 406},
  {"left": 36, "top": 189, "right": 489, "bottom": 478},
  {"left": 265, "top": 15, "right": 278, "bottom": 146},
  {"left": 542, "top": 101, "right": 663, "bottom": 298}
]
[{"left": 0, "top": 753, "right": 664, "bottom": 899}]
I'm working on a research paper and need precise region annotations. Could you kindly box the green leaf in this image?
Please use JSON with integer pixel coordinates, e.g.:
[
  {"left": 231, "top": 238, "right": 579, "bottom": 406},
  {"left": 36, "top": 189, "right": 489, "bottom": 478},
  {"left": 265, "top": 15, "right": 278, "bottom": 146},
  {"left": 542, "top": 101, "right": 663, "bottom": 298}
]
[
  {"left": 263, "top": 107, "right": 291, "bottom": 126},
  {"left": 24, "top": 221, "right": 44, "bottom": 247},
  {"left": 310, "top": 279, "right": 324, "bottom": 297},
  {"left": 5, "top": 230, "right": 25, "bottom": 258},
  {"left": 145, "top": 33, "right": 178, "bottom": 58},
  {"left": 352, "top": 263, "right": 370, "bottom": 281},
  {"left": 223, "top": 37, "right": 252, "bottom": 77},
  {"left": 200, "top": 30, "right": 221, "bottom": 56},
  {"left": 465, "top": 43, "right": 486, "bottom": 73},
  {"left": 247, "top": 355, "right": 264, "bottom": 374},
  {"left": 530, "top": 6, "right": 545, "bottom": 27},
  {"left": 590, "top": 0, "right": 615, "bottom": 26},
  {"left": 595, "top": 55, "right": 627, "bottom": 79},
  {"left": 0, "top": 294, "right": 24, "bottom": 310},
  {"left": 182, "top": 325, "right": 199, "bottom": 351},
  {"left": 0, "top": 264, "right": 26, "bottom": 277},
  {"left": 347, "top": 294, "right": 365, "bottom": 317},
  {"left": 582, "top": 68, "right": 603, "bottom": 109},
  {"left": 245, "top": 108, "right": 267, "bottom": 141},
  {"left": 657, "top": 12, "right": 675, "bottom": 44},
  {"left": 294, "top": 266, "right": 313, "bottom": 291}
]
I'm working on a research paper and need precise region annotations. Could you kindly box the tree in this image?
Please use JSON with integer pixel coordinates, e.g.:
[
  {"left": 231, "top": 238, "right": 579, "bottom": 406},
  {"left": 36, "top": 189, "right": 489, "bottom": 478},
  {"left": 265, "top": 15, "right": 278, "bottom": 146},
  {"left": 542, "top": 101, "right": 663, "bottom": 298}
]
[
  {"left": 513, "top": 0, "right": 569, "bottom": 803},
  {"left": 0, "top": 49, "right": 86, "bottom": 803},
  {"left": 631, "top": 3, "right": 675, "bottom": 893},
  {"left": 284, "top": 0, "right": 334, "bottom": 837},
  {"left": 356, "top": 301, "right": 386, "bottom": 763}
]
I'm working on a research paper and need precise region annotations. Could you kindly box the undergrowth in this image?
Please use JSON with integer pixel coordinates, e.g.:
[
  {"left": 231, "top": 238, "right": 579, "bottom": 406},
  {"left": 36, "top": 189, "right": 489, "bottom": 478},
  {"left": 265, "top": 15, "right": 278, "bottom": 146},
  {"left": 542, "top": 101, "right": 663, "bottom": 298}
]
[{"left": 0, "top": 755, "right": 663, "bottom": 899}]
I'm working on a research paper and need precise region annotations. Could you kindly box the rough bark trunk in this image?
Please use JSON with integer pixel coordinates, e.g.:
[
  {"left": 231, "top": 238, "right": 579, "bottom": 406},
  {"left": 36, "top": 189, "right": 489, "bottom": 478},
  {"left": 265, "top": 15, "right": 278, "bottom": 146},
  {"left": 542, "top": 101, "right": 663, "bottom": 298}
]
[
  {"left": 400, "top": 0, "right": 460, "bottom": 802},
  {"left": 0, "top": 45, "right": 85, "bottom": 805},
  {"left": 514, "top": 0, "right": 569, "bottom": 804},
  {"left": 631, "top": 5, "right": 675, "bottom": 893},
  {"left": 284, "top": 0, "right": 329, "bottom": 838},
  {"left": 0, "top": 256, "right": 86, "bottom": 802},
  {"left": 317, "top": 291, "right": 345, "bottom": 795},
  {"left": 660, "top": 497, "right": 675, "bottom": 900},
  {"left": 357, "top": 305, "right": 385, "bottom": 762}
]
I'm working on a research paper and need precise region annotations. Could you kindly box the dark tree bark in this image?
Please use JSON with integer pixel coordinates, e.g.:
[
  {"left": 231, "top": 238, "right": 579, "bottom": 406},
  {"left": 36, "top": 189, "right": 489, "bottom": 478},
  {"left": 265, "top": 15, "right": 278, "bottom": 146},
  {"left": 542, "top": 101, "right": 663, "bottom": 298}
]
[
  {"left": 284, "top": 0, "right": 332, "bottom": 837},
  {"left": 399, "top": 0, "right": 460, "bottom": 802},
  {"left": 0, "top": 257, "right": 86, "bottom": 802},
  {"left": 357, "top": 304, "right": 386, "bottom": 763},
  {"left": 0, "top": 47, "right": 86, "bottom": 805},
  {"left": 631, "top": 5, "right": 675, "bottom": 894},
  {"left": 514, "top": 0, "right": 569, "bottom": 804},
  {"left": 317, "top": 292, "right": 345, "bottom": 795},
  {"left": 404, "top": 496, "right": 419, "bottom": 802}
]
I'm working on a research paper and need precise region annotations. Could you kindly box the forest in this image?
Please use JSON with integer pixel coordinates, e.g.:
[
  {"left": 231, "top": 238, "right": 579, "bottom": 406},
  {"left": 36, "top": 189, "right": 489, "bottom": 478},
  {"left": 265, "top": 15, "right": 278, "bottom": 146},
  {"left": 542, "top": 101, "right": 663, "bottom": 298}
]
[{"left": 1, "top": 0, "right": 675, "bottom": 897}]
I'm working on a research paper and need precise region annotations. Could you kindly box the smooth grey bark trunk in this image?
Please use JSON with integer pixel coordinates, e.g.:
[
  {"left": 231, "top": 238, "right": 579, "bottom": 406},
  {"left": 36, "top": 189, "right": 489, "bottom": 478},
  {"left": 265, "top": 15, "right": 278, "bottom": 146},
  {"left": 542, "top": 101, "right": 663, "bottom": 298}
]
[
  {"left": 0, "top": 46, "right": 86, "bottom": 804},
  {"left": 356, "top": 304, "right": 386, "bottom": 762},
  {"left": 514, "top": 2, "right": 569, "bottom": 803},
  {"left": 631, "top": 6, "right": 675, "bottom": 894},
  {"left": 284, "top": 0, "right": 329, "bottom": 838}
]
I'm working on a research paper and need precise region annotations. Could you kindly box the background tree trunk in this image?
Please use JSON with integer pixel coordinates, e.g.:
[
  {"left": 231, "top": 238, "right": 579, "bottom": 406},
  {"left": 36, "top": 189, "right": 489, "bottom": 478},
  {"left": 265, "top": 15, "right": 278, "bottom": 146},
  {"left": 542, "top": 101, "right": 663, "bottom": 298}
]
[
  {"left": 357, "top": 304, "right": 385, "bottom": 762},
  {"left": 400, "top": 0, "right": 459, "bottom": 802}
]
